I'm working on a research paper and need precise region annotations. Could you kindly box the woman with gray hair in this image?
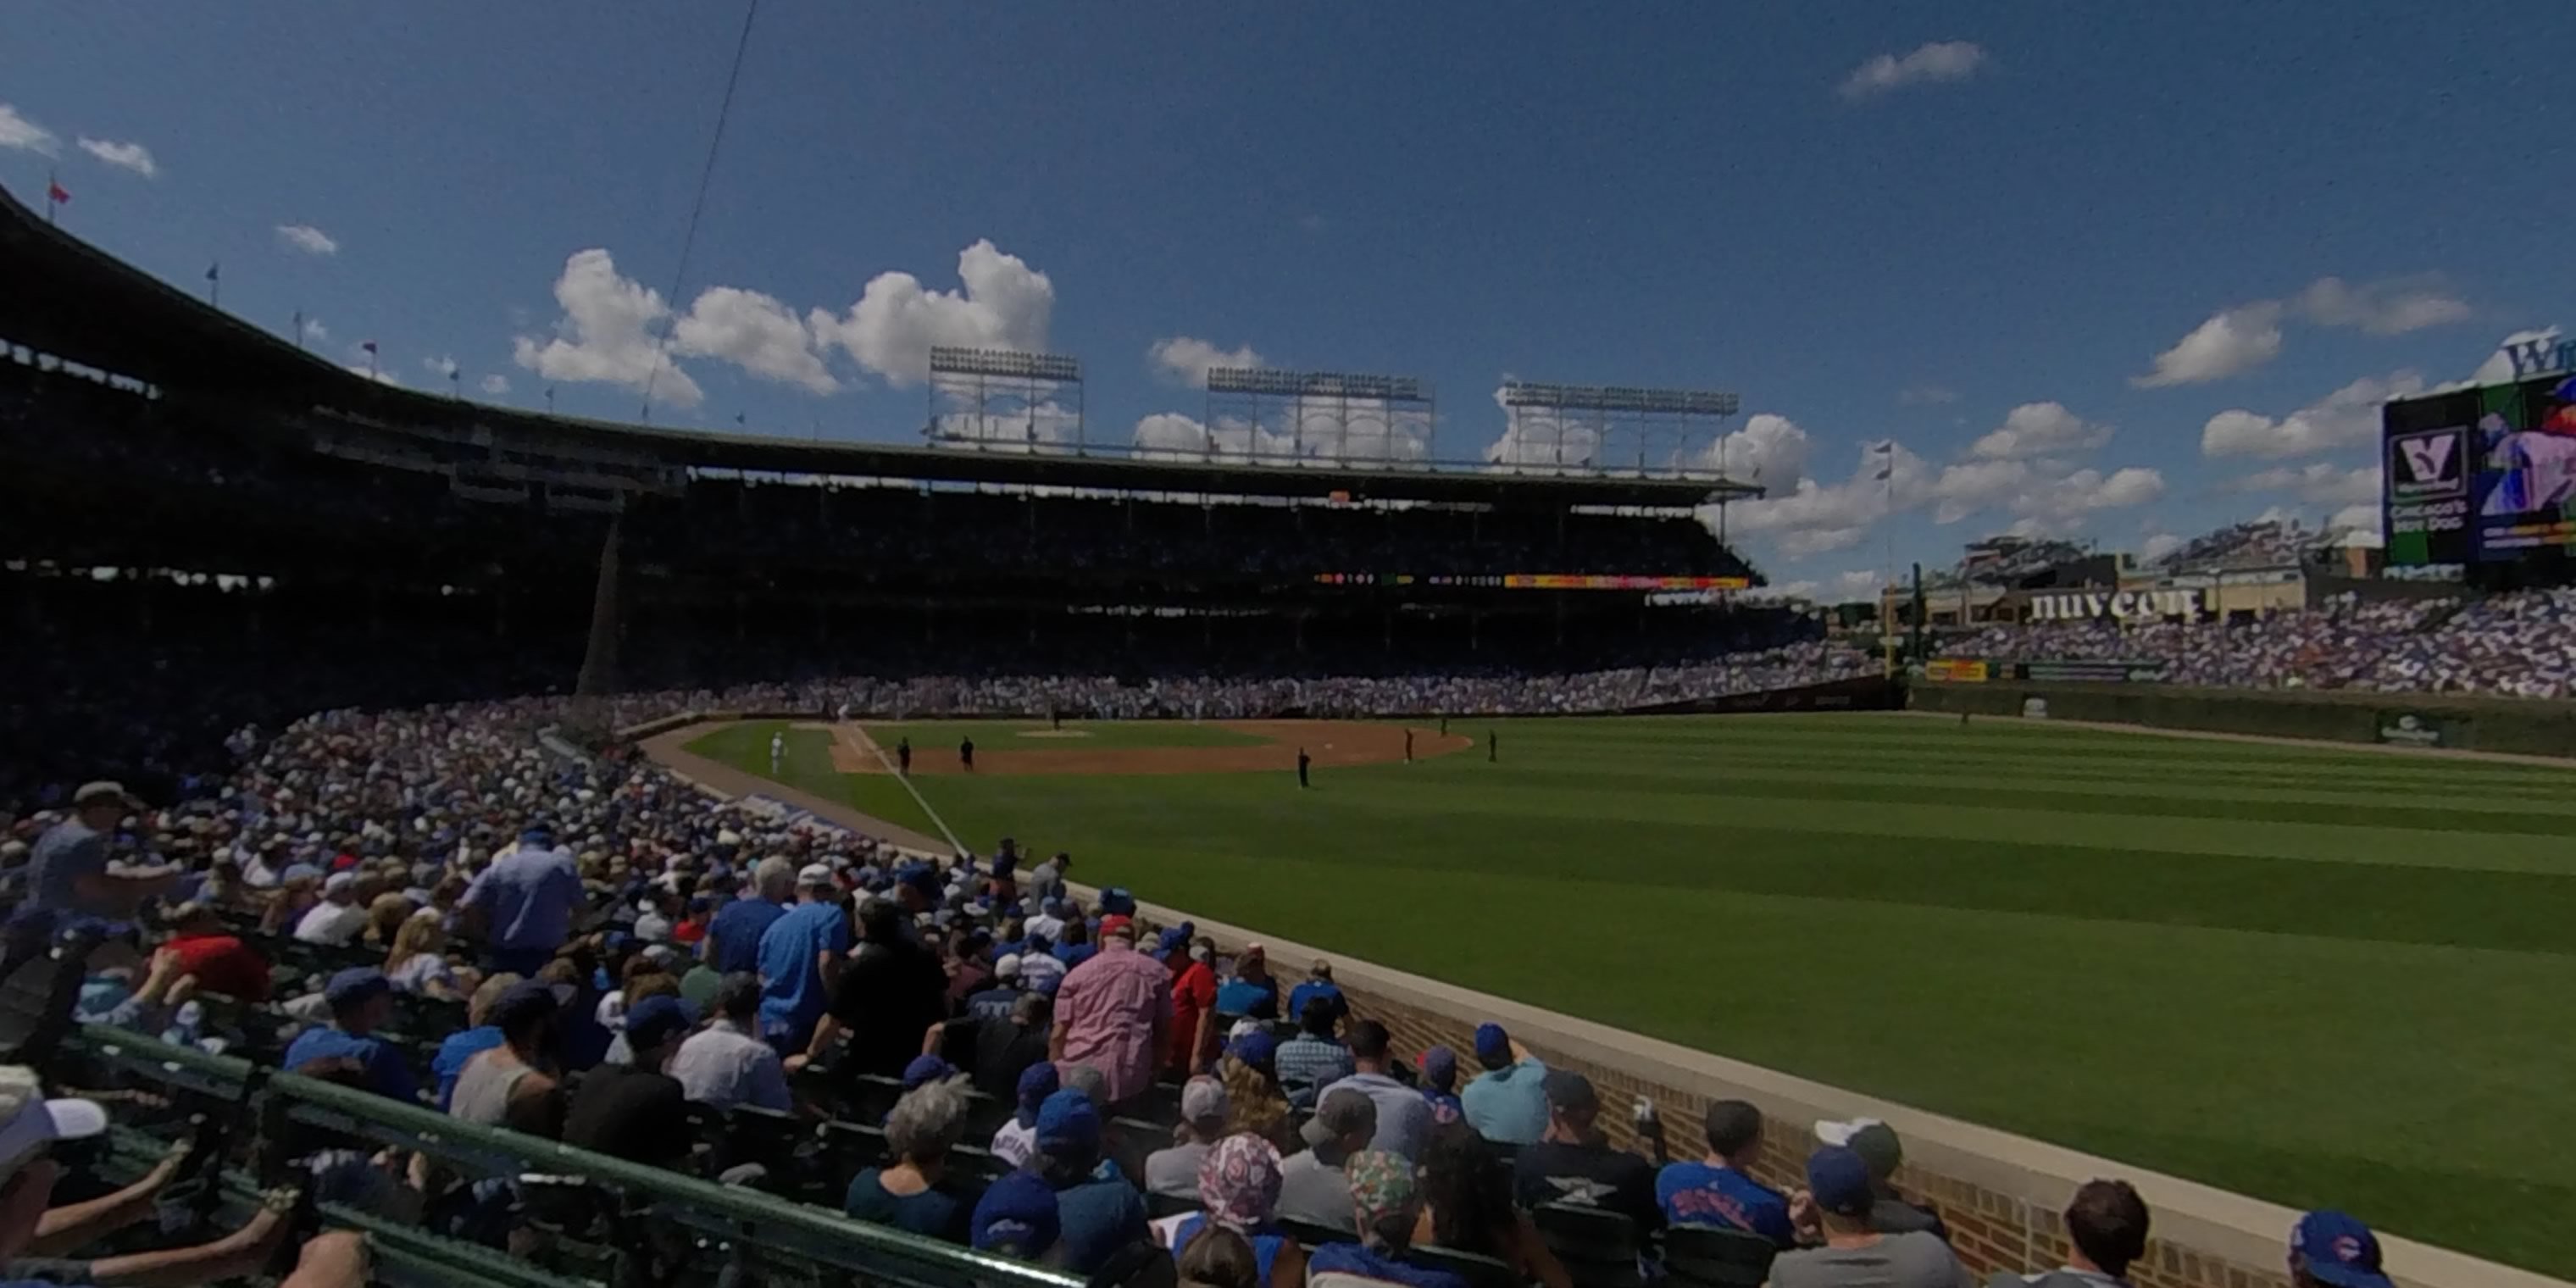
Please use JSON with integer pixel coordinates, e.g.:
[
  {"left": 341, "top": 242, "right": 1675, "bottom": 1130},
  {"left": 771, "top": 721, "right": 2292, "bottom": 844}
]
[{"left": 843, "top": 1074, "right": 973, "bottom": 1241}]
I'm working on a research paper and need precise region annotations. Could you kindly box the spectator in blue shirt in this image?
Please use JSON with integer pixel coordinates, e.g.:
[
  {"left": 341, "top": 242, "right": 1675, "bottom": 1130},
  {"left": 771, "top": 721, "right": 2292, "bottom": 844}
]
[
  {"left": 1459, "top": 1023, "right": 1548, "bottom": 1146},
  {"left": 1286, "top": 959, "right": 1348, "bottom": 1032},
  {"left": 1030, "top": 1089, "right": 1147, "bottom": 1274},
  {"left": 1052, "top": 919, "right": 1096, "bottom": 972},
  {"left": 458, "top": 825, "right": 586, "bottom": 976},
  {"left": 1213, "top": 945, "right": 1279, "bottom": 1022},
  {"left": 757, "top": 864, "right": 849, "bottom": 1054},
  {"left": 704, "top": 857, "right": 793, "bottom": 975},
  {"left": 1657, "top": 1100, "right": 1796, "bottom": 1247},
  {"left": 430, "top": 972, "right": 522, "bottom": 1110},
  {"left": 282, "top": 969, "right": 420, "bottom": 1104},
  {"left": 1274, "top": 996, "right": 1355, "bottom": 1111}
]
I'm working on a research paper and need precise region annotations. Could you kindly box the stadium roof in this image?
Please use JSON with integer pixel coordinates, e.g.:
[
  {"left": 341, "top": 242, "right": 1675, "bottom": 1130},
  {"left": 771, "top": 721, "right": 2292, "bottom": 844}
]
[{"left": 0, "top": 183, "right": 1757, "bottom": 509}]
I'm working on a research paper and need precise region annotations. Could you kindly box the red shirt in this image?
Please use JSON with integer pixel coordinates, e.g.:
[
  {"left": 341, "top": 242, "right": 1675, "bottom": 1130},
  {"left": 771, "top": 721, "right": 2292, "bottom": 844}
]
[
  {"left": 164, "top": 931, "right": 271, "bottom": 1002},
  {"left": 671, "top": 917, "right": 708, "bottom": 945},
  {"left": 1167, "top": 960, "right": 1218, "bottom": 1071}
]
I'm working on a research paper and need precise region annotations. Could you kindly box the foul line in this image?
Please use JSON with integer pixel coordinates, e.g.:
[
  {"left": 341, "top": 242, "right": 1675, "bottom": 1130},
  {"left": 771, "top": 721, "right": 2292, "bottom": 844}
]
[{"left": 841, "top": 721, "right": 969, "bottom": 858}]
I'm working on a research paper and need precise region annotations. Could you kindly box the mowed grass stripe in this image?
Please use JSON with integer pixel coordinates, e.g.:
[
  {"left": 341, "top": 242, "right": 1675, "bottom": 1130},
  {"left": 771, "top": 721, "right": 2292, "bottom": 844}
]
[
  {"left": 1581, "top": 741, "right": 2576, "bottom": 798},
  {"left": 1180, "top": 792, "right": 2576, "bottom": 953},
  {"left": 1307, "top": 771, "right": 2576, "bottom": 876},
  {"left": 1528, "top": 720, "right": 2576, "bottom": 790},
  {"left": 1506, "top": 764, "right": 2576, "bottom": 836}
]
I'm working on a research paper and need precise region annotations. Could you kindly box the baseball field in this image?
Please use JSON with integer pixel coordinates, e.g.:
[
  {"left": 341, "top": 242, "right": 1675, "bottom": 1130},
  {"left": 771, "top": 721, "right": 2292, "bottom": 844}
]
[{"left": 678, "top": 713, "right": 2576, "bottom": 1275}]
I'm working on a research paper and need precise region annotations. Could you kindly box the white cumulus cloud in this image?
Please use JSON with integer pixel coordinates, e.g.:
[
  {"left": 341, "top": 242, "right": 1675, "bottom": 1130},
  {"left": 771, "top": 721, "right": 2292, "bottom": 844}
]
[
  {"left": 2328, "top": 502, "right": 2384, "bottom": 542},
  {"left": 675, "top": 286, "right": 838, "bottom": 394},
  {"left": 2291, "top": 276, "right": 2473, "bottom": 336},
  {"left": 2229, "top": 460, "right": 2382, "bottom": 507},
  {"left": 0, "top": 103, "right": 58, "bottom": 156},
  {"left": 1148, "top": 336, "right": 1264, "bottom": 386},
  {"left": 1968, "top": 401, "right": 2112, "bottom": 459},
  {"left": 512, "top": 247, "right": 704, "bottom": 408},
  {"left": 1840, "top": 41, "right": 1988, "bottom": 100},
  {"left": 480, "top": 374, "right": 511, "bottom": 396},
  {"left": 423, "top": 355, "right": 459, "bottom": 379},
  {"left": 2135, "top": 303, "right": 2285, "bottom": 387},
  {"left": 276, "top": 224, "right": 339, "bottom": 256},
  {"left": 2140, "top": 532, "right": 2185, "bottom": 563},
  {"left": 1693, "top": 413, "right": 1813, "bottom": 488},
  {"left": 76, "top": 136, "right": 156, "bottom": 178},
  {"left": 2199, "top": 371, "right": 2424, "bottom": 459},
  {"left": 809, "top": 240, "right": 1055, "bottom": 387},
  {"left": 2137, "top": 276, "right": 2472, "bottom": 387}
]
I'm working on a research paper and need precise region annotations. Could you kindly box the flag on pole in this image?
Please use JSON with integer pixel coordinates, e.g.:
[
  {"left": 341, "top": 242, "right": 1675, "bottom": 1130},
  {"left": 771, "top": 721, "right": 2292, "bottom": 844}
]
[
  {"left": 1871, "top": 440, "right": 1896, "bottom": 482},
  {"left": 46, "top": 178, "right": 69, "bottom": 205},
  {"left": 205, "top": 262, "right": 219, "bottom": 284},
  {"left": 360, "top": 341, "right": 378, "bottom": 354}
]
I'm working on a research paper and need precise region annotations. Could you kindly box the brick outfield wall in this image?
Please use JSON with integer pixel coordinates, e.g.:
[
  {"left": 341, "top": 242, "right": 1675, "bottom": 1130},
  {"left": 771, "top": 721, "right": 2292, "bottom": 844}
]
[{"left": 1333, "top": 976, "right": 2264, "bottom": 1288}]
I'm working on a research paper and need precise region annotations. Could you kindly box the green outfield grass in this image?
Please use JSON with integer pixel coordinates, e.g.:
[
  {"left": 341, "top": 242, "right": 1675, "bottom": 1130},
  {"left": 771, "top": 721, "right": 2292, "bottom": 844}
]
[{"left": 686, "top": 713, "right": 2576, "bottom": 1275}]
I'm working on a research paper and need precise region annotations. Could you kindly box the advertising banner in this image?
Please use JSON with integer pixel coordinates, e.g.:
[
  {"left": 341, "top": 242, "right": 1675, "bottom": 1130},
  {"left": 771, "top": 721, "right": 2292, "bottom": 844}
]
[
  {"left": 2469, "top": 373, "right": 2576, "bottom": 560},
  {"left": 2014, "top": 660, "right": 2168, "bottom": 683},
  {"left": 2374, "top": 711, "right": 2447, "bottom": 748},
  {"left": 1924, "top": 658, "right": 1989, "bottom": 682}
]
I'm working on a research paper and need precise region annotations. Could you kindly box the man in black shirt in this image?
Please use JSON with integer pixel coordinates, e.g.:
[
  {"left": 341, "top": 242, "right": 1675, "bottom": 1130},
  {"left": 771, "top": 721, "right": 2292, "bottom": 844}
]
[
  {"left": 953, "top": 991, "right": 1055, "bottom": 1099},
  {"left": 563, "top": 995, "right": 694, "bottom": 1165},
  {"left": 813, "top": 898, "right": 951, "bottom": 1080},
  {"left": 1512, "top": 1070, "right": 1661, "bottom": 1233}
]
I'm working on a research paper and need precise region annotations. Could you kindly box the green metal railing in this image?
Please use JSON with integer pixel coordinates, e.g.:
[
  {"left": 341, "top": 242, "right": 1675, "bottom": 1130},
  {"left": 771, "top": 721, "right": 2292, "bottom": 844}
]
[{"left": 71, "top": 1024, "right": 1084, "bottom": 1288}]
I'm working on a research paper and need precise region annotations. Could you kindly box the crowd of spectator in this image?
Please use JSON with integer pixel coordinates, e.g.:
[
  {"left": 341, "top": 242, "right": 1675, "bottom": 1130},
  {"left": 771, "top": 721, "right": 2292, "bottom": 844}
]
[
  {"left": 1945, "top": 586, "right": 2576, "bottom": 699},
  {"left": 0, "top": 684, "right": 2418, "bottom": 1288}
]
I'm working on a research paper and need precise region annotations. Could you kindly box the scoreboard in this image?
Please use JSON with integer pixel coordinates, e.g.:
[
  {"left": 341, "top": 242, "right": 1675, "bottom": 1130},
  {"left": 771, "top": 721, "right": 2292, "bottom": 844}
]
[{"left": 2383, "top": 364, "right": 2576, "bottom": 567}]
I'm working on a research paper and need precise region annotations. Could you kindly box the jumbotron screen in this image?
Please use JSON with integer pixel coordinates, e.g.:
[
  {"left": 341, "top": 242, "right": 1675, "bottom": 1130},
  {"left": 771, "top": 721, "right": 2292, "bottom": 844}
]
[{"left": 2383, "top": 369, "right": 2576, "bottom": 565}]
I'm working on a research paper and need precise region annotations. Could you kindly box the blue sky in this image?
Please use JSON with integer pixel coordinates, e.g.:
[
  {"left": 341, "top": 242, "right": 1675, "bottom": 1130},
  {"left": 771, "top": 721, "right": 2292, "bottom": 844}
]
[{"left": 5, "top": 3, "right": 2568, "bottom": 599}]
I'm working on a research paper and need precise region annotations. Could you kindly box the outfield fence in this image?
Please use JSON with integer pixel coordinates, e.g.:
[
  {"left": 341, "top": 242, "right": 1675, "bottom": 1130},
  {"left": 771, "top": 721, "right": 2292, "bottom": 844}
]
[{"left": 1907, "top": 679, "right": 2576, "bottom": 758}]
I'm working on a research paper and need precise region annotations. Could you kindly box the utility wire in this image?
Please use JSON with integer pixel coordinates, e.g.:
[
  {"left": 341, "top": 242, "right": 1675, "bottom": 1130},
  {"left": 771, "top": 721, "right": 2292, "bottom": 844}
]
[{"left": 641, "top": 0, "right": 761, "bottom": 419}]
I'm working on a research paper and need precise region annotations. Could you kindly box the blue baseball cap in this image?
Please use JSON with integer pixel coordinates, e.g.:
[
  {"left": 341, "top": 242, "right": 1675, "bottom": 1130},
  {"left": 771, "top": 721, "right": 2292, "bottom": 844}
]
[
  {"left": 1228, "top": 1030, "right": 1278, "bottom": 1072},
  {"left": 1096, "top": 887, "right": 1135, "bottom": 915},
  {"left": 1474, "top": 1022, "right": 1512, "bottom": 1068},
  {"left": 1034, "top": 1087, "right": 1101, "bottom": 1156},
  {"left": 624, "top": 996, "right": 693, "bottom": 1052},
  {"left": 902, "top": 1054, "right": 955, "bottom": 1091},
  {"left": 2291, "top": 1212, "right": 2391, "bottom": 1288},
  {"left": 324, "top": 968, "right": 391, "bottom": 1011},
  {"left": 1806, "top": 1145, "right": 1874, "bottom": 1218},
  {"left": 970, "top": 1169, "right": 1060, "bottom": 1255},
  {"left": 1013, "top": 1063, "right": 1059, "bottom": 1129}
]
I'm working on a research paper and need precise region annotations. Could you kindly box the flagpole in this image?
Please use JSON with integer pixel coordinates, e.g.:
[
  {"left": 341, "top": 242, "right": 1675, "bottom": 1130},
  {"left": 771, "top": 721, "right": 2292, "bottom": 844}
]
[{"left": 44, "top": 169, "right": 58, "bottom": 226}]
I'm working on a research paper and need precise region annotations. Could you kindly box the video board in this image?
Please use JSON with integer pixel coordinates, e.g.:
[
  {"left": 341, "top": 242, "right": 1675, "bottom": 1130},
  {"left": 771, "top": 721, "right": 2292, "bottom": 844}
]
[{"left": 2468, "top": 373, "right": 2576, "bottom": 560}]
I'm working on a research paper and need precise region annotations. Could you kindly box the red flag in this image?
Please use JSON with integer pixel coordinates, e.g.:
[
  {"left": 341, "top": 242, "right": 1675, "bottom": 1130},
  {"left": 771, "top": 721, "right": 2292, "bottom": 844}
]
[
  {"left": 47, "top": 180, "right": 69, "bottom": 205},
  {"left": 360, "top": 341, "right": 378, "bottom": 354}
]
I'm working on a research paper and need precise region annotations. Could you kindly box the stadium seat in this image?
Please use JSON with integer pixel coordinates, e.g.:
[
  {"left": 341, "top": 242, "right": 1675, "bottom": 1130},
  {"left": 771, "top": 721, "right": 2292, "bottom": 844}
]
[
  {"left": 1409, "top": 1243, "right": 1528, "bottom": 1288},
  {"left": 1531, "top": 1204, "right": 1646, "bottom": 1288},
  {"left": 1661, "top": 1224, "right": 1776, "bottom": 1288}
]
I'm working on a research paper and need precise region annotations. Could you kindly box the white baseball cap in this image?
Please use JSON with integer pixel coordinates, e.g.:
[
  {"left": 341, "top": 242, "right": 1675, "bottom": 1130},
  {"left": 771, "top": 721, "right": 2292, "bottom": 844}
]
[
  {"left": 0, "top": 1068, "right": 106, "bottom": 1185},
  {"left": 796, "top": 863, "right": 836, "bottom": 887}
]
